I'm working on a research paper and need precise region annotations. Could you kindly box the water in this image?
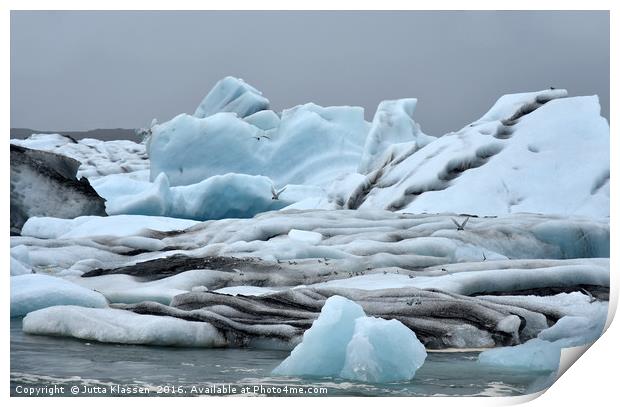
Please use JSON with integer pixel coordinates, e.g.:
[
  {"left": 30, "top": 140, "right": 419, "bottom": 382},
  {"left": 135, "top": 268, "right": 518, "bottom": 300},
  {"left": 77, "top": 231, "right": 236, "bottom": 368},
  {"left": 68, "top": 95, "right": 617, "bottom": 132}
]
[{"left": 10, "top": 318, "right": 554, "bottom": 397}]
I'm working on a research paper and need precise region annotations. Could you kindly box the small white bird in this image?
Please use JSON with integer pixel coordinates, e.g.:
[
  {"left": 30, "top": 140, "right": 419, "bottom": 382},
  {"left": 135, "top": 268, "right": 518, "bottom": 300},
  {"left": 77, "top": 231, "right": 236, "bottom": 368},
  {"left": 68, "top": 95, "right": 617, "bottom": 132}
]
[
  {"left": 271, "top": 185, "right": 287, "bottom": 200},
  {"left": 451, "top": 216, "right": 470, "bottom": 231}
]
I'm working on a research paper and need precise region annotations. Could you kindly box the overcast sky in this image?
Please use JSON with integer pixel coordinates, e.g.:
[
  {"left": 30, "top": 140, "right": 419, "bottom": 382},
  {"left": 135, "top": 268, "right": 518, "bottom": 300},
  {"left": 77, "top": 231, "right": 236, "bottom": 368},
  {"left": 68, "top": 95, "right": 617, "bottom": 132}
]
[{"left": 10, "top": 10, "right": 609, "bottom": 136}]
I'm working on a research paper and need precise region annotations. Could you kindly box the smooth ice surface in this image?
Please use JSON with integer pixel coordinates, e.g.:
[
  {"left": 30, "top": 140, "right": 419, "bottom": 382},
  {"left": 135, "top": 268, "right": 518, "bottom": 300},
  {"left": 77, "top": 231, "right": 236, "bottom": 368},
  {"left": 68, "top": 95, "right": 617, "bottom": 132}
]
[
  {"left": 273, "top": 296, "right": 427, "bottom": 382},
  {"left": 22, "top": 306, "right": 227, "bottom": 347},
  {"left": 193, "top": 76, "right": 269, "bottom": 119},
  {"left": 11, "top": 274, "right": 108, "bottom": 317}
]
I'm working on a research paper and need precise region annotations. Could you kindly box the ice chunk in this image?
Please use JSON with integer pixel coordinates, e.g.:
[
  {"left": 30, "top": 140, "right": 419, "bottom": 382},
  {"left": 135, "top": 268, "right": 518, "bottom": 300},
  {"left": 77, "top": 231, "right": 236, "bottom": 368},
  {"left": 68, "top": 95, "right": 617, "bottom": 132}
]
[
  {"left": 272, "top": 296, "right": 427, "bottom": 382},
  {"left": 340, "top": 316, "right": 427, "bottom": 383},
  {"left": 288, "top": 229, "right": 323, "bottom": 244},
  {"left": 11, "top": 274, "right": 108, "bottom": 317},
  {"left": 194, "top": 76, "right": 269, "bottom": 119},
  {"left": 272, "top": 296, "right": 365, "bottom": 377},
  {"left": 22, "top": 305, "right": 226, "bottom": 347},
  {"left": 478, "top": 338, "right": 562, "bottom": 372},
  {"left": 478, "top": 298, "right": 608, "bottom": 372}
]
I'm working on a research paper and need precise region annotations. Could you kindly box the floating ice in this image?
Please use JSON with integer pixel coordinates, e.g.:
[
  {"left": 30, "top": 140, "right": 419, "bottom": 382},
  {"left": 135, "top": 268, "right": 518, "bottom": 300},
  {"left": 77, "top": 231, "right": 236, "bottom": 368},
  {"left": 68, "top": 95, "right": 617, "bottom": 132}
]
[
  {"left": 272, "top": 296, "right": 365, "bottom": 378},
  {"left": 22, "top": 305, "right": 227, "bottom": 347},
  {"left": 340, "top": 316, "right": 427, "bottom": 383},
  {"left": 478, "top": 338, "right": 562, "bottom": 372},
  {"left": 478, "top": 295, "right": 608, "bottom": 372},
  {"left": 11, "top": 274, "right": 108, "bottom": 317},
  {"left": 272, "top": 296, "right": 427, "bottom": 382}
]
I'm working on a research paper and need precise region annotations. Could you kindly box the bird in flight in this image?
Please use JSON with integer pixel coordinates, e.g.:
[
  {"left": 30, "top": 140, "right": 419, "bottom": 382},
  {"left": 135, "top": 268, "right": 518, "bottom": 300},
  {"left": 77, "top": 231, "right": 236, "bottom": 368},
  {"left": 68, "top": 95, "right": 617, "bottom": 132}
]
[
  {"left": 451, "top": 216, "right": 470, "bottom": 231},
  {"left": 271, "top": 185, "right": 287, "bottom": 200}
]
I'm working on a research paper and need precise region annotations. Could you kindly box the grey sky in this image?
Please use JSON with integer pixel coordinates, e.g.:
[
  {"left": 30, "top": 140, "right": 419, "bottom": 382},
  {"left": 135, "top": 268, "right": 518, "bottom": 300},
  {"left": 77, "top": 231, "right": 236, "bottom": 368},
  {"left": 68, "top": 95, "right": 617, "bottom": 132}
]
[{"left": 11, "top": 10, "right": 609, "bottom": 137}]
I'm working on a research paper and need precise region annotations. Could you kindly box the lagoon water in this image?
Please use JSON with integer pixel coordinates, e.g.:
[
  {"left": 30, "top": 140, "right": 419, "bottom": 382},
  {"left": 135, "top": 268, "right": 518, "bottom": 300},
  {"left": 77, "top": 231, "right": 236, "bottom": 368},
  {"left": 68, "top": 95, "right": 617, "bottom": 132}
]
[{"left": 10, "top": 318, "right": 553, "bottom": 397}]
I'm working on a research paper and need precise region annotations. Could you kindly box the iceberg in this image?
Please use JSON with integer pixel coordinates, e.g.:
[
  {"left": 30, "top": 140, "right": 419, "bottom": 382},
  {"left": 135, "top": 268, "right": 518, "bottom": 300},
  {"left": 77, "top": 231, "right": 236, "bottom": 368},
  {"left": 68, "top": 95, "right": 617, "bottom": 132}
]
[
  {"left": 11, "top": 274, "right": 108, "bottom": 317},
  {"left": 272, "top": 296, "right": 427, "bottom": 382},
  {"left": 272, "top": 296, "right": 365, "bottom": 378},
  {"left": 478, "top": 338, "right": 562, "bottom": 372},
  {"left": 350, "top": 90, "right": 609, "bottom": 217}
]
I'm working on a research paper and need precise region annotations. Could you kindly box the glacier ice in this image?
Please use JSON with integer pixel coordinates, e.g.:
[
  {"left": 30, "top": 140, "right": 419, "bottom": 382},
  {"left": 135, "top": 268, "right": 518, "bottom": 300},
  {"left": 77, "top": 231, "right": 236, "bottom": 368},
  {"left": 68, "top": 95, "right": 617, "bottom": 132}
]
[
  {"left": 22, "top": 305, "right": 227, "bottom": 347},
  {"left": 148, "top": 101, "right": 367, "bottom": 187},
  {"left": 102, "top": 172, "right": 292, "bottom": 220},
  {"left": 11, "top": 84, "right": 610, "bottom": 222},
  {"left": 11, "top": 274, "right": 108, "bottom": 317},
  {"left": 358, "top": 98, "right": 435, "bottom": 174},
  {"left": 353, "top": 90, "right": 609, "bottom": 217},
  {"left": 273, "top": 296, "right": 427, "bottom": 382},
  {"left": 243, "top": 109, "right": 280, "bottom": 130},
  {"left": 193, "top": 76, "right": 269, "bottom": 119}
]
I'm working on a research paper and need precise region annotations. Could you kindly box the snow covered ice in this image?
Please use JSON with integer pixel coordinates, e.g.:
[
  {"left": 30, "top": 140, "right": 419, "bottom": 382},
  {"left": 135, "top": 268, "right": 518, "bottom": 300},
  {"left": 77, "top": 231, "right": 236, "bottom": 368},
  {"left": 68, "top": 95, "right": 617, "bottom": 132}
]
[{"left": 273, "top": 296, "right": 427, "bottom": 382}]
